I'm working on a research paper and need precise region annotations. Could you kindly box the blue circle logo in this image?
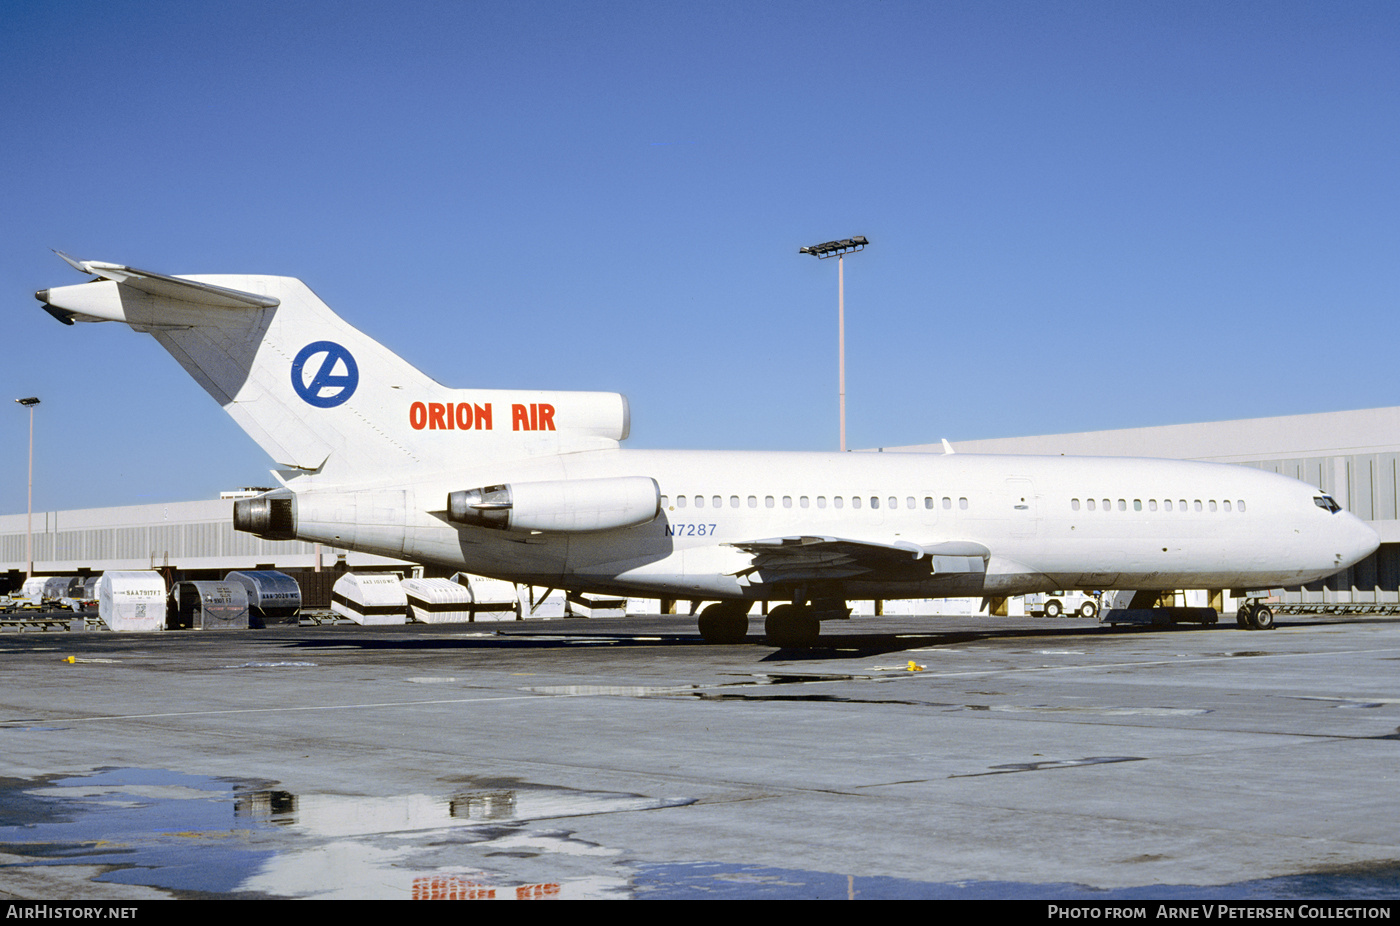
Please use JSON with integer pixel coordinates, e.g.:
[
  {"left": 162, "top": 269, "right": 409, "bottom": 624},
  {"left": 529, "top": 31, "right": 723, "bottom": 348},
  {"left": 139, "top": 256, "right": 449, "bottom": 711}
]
[{"left": 291, "top": 341, "right": 359, "bottom": 408}]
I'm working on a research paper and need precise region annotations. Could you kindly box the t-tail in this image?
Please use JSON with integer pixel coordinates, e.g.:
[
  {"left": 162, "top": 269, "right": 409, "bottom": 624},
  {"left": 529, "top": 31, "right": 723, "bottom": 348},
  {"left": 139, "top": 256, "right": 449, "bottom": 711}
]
[{"left": 35, "top": 253, "right": 631, "bottom": 486}]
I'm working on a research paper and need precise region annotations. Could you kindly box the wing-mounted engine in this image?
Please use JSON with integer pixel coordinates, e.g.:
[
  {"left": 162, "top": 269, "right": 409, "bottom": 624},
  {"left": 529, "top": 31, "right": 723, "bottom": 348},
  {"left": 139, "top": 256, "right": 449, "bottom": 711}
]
[{"left": 447, "top": 476, "right": 660, "bottom": 533}]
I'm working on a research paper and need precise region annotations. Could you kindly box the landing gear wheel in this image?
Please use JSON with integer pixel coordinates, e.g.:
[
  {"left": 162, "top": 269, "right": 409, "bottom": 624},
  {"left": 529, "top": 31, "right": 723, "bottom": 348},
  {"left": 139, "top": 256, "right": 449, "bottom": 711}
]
[
  {"left": 1247, "top": 605, "right": 1274, "bottom": 630},
  {"left": 1236, "top": 603, "right": 1253, "bottom": 628},
  {"left": 765, "top": 604, "right": 821, "bottom": 647},
  {"left": 1044, "top": 599, "right": 1064, "bottom": 619},
  {"left": 698, "top": 603, "right": 750, "bottom": 644},
  {"left": 1078, "top": 601, "right": 1098, "bottom": 619}
]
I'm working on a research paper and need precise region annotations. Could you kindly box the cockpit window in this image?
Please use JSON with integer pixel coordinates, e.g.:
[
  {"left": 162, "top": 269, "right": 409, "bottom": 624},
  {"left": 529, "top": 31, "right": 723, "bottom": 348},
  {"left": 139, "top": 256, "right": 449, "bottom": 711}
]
[{"left": 1314, "top": 495, "right": 1342, "bottom": 514}]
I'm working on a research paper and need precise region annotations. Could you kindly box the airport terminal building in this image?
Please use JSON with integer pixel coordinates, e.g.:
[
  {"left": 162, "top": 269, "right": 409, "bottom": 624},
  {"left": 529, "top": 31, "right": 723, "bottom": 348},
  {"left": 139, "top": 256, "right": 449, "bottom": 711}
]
[
  {"left": 5, "top": 406, "right": 1400, "bottom": 610},
  {"left": 0, "top": 494, "right": 410, "bottom": 603}
]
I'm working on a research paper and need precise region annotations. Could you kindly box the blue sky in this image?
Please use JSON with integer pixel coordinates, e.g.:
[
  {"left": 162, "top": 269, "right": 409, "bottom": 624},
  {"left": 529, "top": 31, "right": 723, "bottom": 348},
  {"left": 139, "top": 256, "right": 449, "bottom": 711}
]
[{"left": 2, "top": 0, "right": 1398, "bottom": 511}]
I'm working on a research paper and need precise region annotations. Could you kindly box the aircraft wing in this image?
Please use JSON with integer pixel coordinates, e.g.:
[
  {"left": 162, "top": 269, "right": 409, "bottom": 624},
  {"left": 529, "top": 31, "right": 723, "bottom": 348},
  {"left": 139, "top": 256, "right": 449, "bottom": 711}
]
[{"left": 727, "top": 536, "right": 990, "bottom": 585}]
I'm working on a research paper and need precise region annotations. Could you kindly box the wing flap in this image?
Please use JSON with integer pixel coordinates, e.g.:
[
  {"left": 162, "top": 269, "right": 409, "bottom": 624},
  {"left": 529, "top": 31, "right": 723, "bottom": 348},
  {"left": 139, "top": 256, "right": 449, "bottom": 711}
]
[{"left": 728, "top": 536, "right": 990, "bottom": 585}]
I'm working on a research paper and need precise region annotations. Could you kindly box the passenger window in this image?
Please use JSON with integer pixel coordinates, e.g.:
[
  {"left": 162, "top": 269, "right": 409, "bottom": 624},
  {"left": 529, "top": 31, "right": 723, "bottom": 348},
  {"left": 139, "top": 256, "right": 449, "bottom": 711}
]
[
  {"left": 1223, "top": 500, "right": 1231, "bottom": 512},
  {"left": 712, "top": 496, "right": 722, "bottom": 508},
  {"left": 677, "top": 496, "right": 687, "bottom": 508},
  {"left": 765, "top": 496, "right": 775, "bottom": 508},
  {"left": 730, "top": 496, "right": 739, "bottom": 508},
  {"left": 1102, "top": 499, "right": 1111, "bottom": 511},
  {"left": 1072, "top": 499, "right": 1081, "bottom": 511},
  {"left": 959, "top": 497, "right": 968, "bottom": 510},
  {"left": 817, "top": 496, "right": 827, "bottom": 509},
  {"left": 1087, "top": 499, "right": 1096, "bottom": 511},
  {"left": 783, "top": 496, "right": 792, "bottom": 508},
  {"left": 942, "top": 497, "right": 952, "bottom": 509},
  {"left": 660, "top": 495, "right": 669, "bottom": 508},
  {"left": 1118, "top": 499, "right": 1126, "bottom": 511},
  {"left": 834, "top": 497, "right": 844, "bottom": 509},
  {"left": 747, "top": 496, "right": 757, "bottom": 508},
  {"left": 906, "top": 497, "right": 914, "bottom": 509},
  {"left": 1179, "top": 499, "right": 1187, "bottom": 511},
  {"left": 695, "top": 496, "right": 704, "bottom": 508},
  {"left": 853, "top": 497, "right": 862, "bottom": 509},
  {"left": 800, "top": 496, "right": 810, "bottom": 508},
  {"left": 1134, "top": 500, "right": 1142, "bottom": 511},
  {"left": 1148, "top": 500, "right": 1157, "bottom": 511},
  {"left": 1164, "top": 500, "right": 1172, "bottom": 511},
  {"left": 924, "top": 497, "right": 933, "bottom": 509},
  {"left": 1238, "top": 500, "right": 1246, "bottom": 512},
  {"left": 1194, "top": 500, "right": 1203, "bottom": 512},
  {"left": 1209, "top": 500, "right": 1217, "bottom": 512}
]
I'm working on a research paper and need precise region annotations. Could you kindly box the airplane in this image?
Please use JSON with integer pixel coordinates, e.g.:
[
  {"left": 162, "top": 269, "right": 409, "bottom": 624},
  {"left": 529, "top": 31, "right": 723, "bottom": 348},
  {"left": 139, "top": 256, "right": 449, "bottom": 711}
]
[{"left": 35, "top": 253, "right": 1380, "bottom": 643}]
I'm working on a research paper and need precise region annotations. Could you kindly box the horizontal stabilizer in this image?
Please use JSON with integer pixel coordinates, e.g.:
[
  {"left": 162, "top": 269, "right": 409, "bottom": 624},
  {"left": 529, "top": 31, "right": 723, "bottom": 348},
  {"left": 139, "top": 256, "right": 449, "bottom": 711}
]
[{"left": 53, "top": 251, "right": 279, "bottom": 309}]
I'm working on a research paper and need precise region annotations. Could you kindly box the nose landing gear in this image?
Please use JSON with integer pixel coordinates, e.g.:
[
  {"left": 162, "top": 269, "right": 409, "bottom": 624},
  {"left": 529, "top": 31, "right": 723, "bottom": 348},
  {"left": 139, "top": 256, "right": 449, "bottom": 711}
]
[{"left": 1236, "top": 600, "right": 1275, "bottom": 630}]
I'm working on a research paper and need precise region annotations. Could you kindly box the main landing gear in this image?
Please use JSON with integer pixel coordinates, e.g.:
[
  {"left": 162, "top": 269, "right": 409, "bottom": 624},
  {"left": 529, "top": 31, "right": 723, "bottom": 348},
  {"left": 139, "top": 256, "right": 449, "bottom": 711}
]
[
  {"left": 697, "top": 601, "right": 751, "bottom": 644},
  {"left": 765, "top": 599, "right": 851, "bottom": 647},
  {"left": 1236, "top": 600, "right": 1275, "bottom": 630},
  {"left": 764, "top": 604, "right": 822, "bottom": 647},
  {"left": 696, "top": 600, "right": 849, "bottom": 646}
]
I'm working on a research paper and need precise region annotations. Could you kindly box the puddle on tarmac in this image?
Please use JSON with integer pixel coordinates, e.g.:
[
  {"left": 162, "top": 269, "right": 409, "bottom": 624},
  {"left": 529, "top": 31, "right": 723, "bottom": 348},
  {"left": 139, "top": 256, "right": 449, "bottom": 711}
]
[
  {"left": 948, "top": 756, "right": 1147, "bottom": 778},
  {"left": 632, "top": 862, "right": 1400, "bottom": 900},
  {"left": 2, "top": 768, "right": 1396, "bottom": 899},
  {"left": 0, "top": 768, "right": 278, "bottom": 896},
  {"left": 968, "top": 704, "right": 1211, "bottom": 717},
  {"left": 0, "top": 767, "right": 688, "bottom": 898},
  {"left": 523, "top": 684, "right": 700, "bottom": 697},
  {"left": 520, "top": 673, "right": 910, "bottom": 703},
  {"left": 1294, "top": 696, "right": 1400, "bottom": 709}
]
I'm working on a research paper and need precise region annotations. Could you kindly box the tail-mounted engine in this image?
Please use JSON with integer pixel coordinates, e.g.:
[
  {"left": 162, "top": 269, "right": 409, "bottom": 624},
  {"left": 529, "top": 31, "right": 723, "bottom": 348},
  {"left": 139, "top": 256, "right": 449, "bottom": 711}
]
[
  {"left": 448, "top": 476, "right": 659, "bottom": 533},
  {"left": 233, "top": 492, "right": 297, "bottom": 541}
]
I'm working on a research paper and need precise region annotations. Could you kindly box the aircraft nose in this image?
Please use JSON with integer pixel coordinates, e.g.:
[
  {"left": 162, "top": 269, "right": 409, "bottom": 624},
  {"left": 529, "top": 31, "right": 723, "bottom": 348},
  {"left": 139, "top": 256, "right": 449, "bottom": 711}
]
[{"left": 1337, "top": 513, "right": 1379, "bottom": 569}]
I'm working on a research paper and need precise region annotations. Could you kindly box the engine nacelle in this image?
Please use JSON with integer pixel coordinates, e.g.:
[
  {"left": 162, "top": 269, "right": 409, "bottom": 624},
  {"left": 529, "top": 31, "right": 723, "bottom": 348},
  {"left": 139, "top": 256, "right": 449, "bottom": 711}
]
[
  {"left": 233, "top": 492, "right": 297, "bottom": 541},
  {"left": 447, "top": 476, "right": 660, "bottom": 533}
]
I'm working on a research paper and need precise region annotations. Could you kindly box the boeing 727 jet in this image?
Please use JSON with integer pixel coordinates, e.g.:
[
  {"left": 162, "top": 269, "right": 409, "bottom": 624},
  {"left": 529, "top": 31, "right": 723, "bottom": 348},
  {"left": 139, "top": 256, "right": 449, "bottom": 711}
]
[{"left": 35, "top": 254, "right": 1379, "bottom": 643}]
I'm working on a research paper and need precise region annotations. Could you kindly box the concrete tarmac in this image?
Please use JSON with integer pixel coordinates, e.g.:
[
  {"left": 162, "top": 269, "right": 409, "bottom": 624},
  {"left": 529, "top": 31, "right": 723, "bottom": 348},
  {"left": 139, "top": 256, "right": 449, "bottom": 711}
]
[{"left": 1, "top": 613, "right": 1398, "bottom": 900}]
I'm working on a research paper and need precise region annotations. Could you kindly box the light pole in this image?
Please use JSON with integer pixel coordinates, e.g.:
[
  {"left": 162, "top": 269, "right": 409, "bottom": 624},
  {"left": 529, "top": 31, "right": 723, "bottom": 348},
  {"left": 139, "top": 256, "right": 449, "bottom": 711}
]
[
  {"left": 799, "top": 236, "right": 867, "bottom": 451},
  {"left": 15, "top": 397, "right": 39, "bottom": 579}
]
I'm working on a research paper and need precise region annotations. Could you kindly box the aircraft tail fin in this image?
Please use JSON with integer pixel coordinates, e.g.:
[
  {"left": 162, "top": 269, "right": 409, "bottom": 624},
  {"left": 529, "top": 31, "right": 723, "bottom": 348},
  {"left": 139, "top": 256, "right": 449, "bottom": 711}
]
[{"left": 36, "top": 255, "right": 630, "bottom": 483}]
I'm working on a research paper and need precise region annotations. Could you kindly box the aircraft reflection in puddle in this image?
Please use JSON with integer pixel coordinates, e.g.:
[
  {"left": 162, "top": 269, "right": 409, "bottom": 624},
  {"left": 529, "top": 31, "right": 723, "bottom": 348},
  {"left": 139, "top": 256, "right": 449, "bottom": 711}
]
[
  {"left": 5, "top": 768, "right": 1396, "bottom": 899},
  {"left": 0, "top": 767, "right": 682, "bottom": 899}
]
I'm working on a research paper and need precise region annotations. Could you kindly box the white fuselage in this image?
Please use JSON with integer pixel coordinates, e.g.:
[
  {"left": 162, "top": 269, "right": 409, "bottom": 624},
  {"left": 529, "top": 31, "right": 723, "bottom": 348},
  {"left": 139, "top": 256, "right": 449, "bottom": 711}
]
[
  {"left": 35, "top": 259, "right": 1379, "bottom": 607},
  {"left": 289, "top": 449, "right": 1379, "bottom": 601}
]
